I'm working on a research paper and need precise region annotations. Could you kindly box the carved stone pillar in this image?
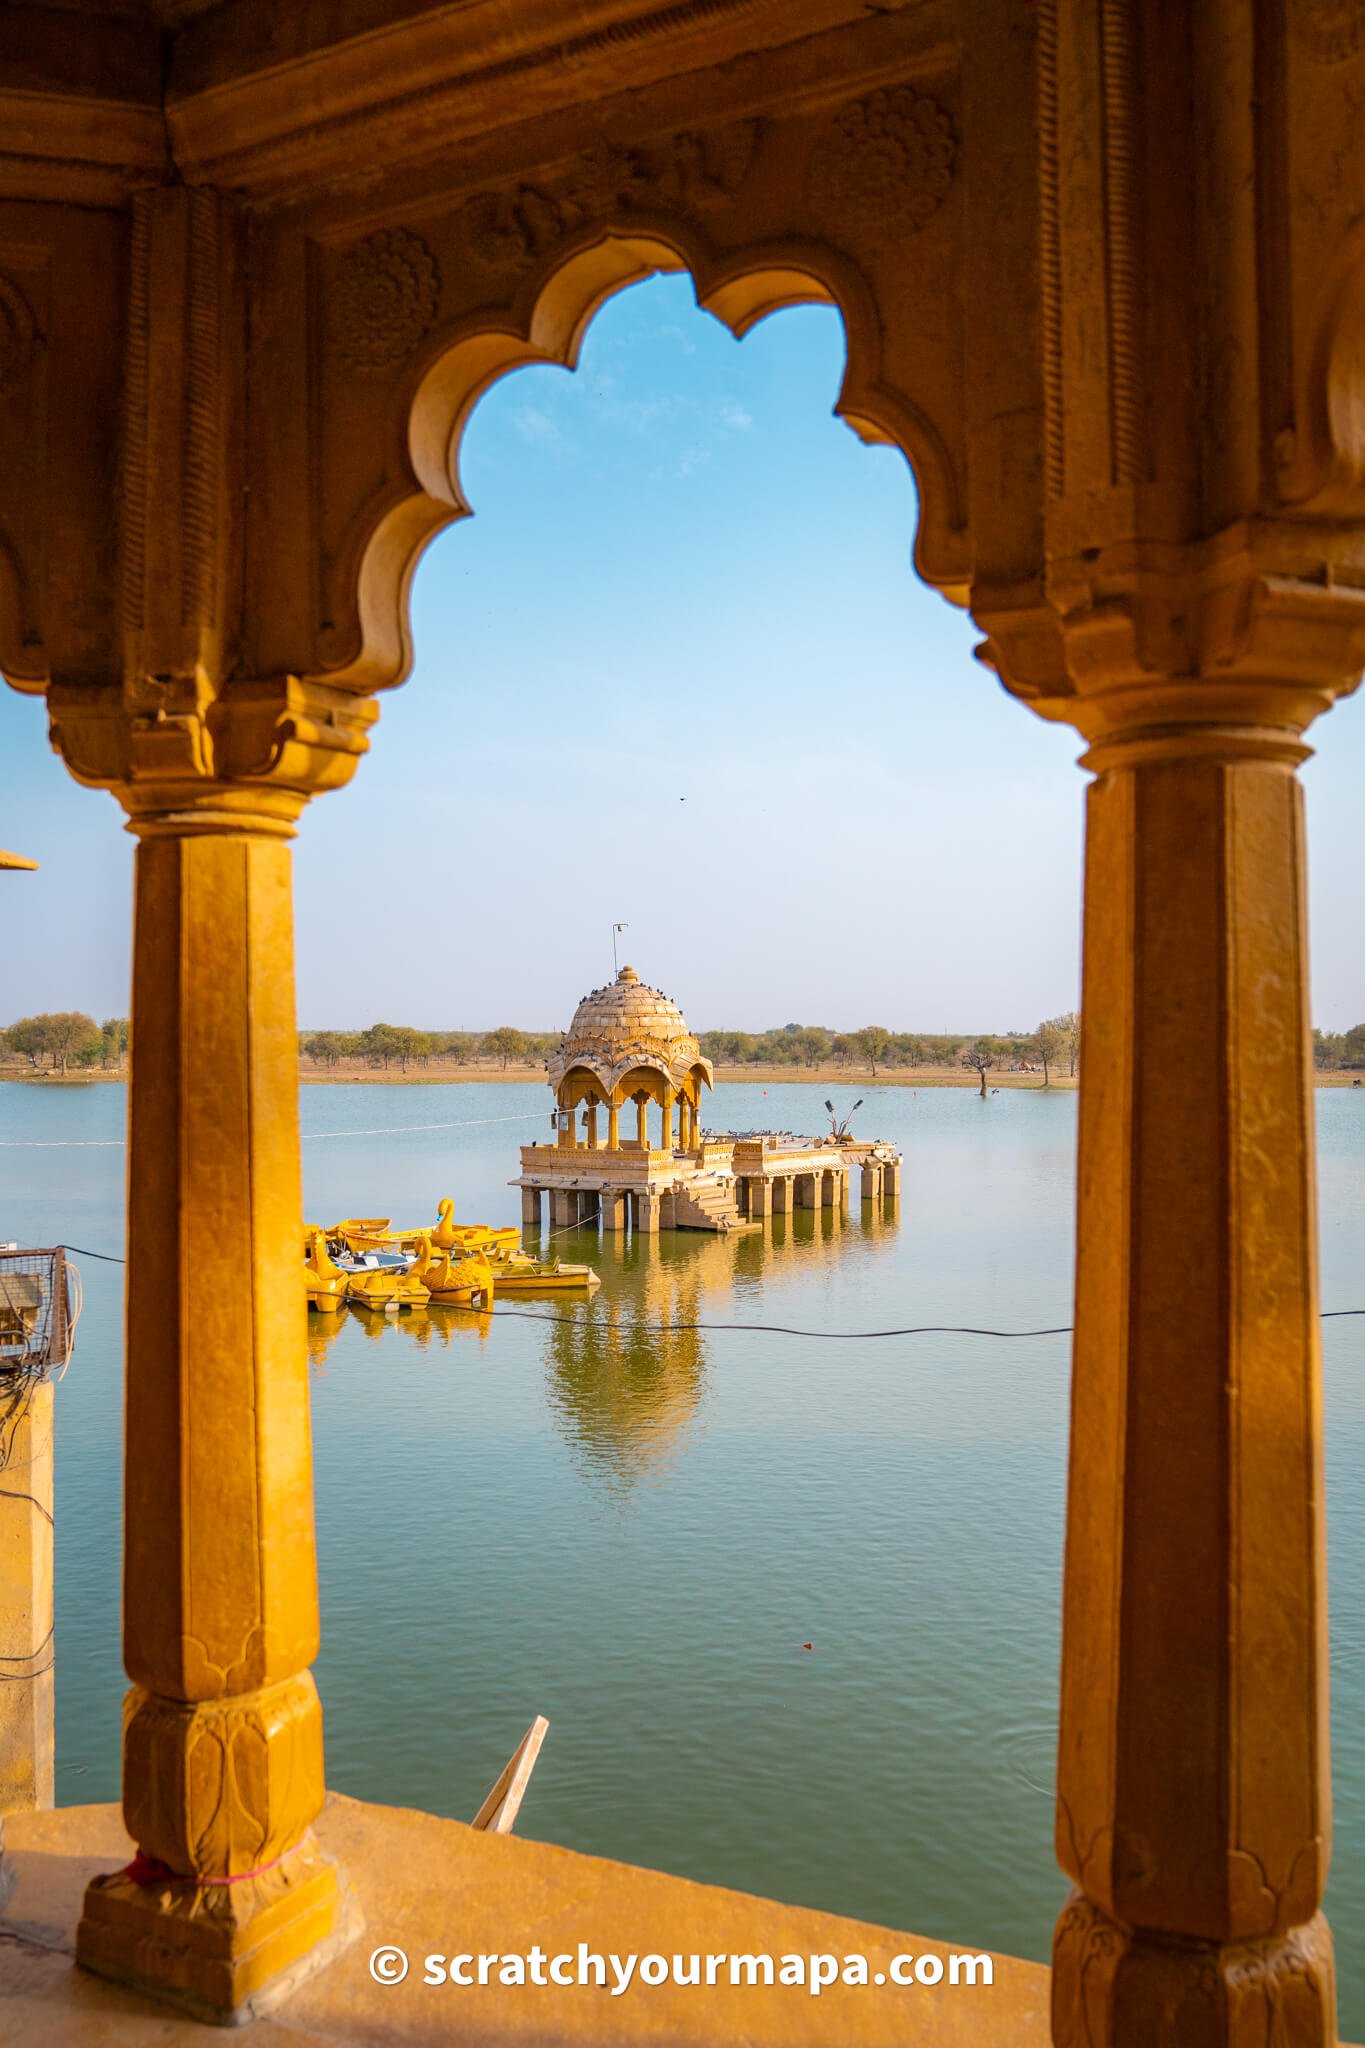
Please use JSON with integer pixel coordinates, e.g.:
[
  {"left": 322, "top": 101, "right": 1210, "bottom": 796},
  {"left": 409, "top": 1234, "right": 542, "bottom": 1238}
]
[
  {"left": 1052, "top": 705, "right": 1336, "bottom": 2043},
  {"left": 981, "top": 566, "right": 1365, "bottom": 2048},
  {"left": 635, "top": 1098, "right": 648, "bottom": 1149},
  {"left": 660, "top": 1089, "right": 674, "bottom": 1153},
  {"left": 47, "top": 681, "right": 374, "bottom": 2021},
  {"left": 585, "top": 1101, "right": 598, "bottom": 1149},
  {"left": 606, "top": 1102, "right": 619, "bottom": 1150}
]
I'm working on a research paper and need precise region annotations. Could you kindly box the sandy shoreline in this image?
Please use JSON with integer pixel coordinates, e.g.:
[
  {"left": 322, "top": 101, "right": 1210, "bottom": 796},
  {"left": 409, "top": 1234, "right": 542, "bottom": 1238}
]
[{"left": 6, "top": 1062, "right": 1361, "bottom": 1089}]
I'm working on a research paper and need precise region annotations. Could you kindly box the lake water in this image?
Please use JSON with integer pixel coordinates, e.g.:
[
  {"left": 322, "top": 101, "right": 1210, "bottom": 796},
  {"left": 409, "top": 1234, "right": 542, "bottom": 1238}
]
[{"left": 3, "top": 1078, "right": 1363, "bottom": 2027}]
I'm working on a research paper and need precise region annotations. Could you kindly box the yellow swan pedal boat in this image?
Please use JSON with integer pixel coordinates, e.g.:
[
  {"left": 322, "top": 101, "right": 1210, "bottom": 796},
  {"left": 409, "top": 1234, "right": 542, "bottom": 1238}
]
[
  {"left": 316, "top": 1199, "right": 600, "bottom": 1302},
  {"left": 414, "top": 1236, "right": 496, "bottom": 1308},
  {"left": 303, "top": 1226, "right": 430, "bottom": 1313},
  {"left": 334, "top": 1202, "right": 519, "bottom": 1261},
  {"left": 345, "top": 1264, "right": 431, "bottom": 1314},
  {"left": 303, "top": 1228, "right": 350, "bottom": 1314}
]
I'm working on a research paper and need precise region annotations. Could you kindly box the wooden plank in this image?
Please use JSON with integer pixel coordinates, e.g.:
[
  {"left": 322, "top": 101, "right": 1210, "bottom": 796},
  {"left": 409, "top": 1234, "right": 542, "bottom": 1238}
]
[{"left": 471, "top": 1716, "right": 549, "bottom": 1836}]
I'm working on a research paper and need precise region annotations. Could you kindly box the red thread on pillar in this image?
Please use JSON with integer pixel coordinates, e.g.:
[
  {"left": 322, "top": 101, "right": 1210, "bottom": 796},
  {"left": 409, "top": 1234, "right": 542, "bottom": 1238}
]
[{"left": 123, "top": 1848, "right": 293, "bottom": 1888}]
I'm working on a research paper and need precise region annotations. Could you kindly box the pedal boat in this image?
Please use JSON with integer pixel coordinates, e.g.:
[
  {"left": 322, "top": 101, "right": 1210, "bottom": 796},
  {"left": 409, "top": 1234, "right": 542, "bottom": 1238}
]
[
  {"left": 335, "top": 1202, "right": 520, "bottom": 1261},
  {"left": 487, "top": 1248, "right": 601, "bottom": 1292},
  {"left": 345, "top": 1258, "right": 431, "bottom": 1314},
  {"left": 324, "top": 1200, "right": 600, "bottom": 1297},
  {"left": 414, "top": 1236, "right": 496, "bottom": 1308},
  {"left": 304, "top": 1228, "right": 350, "bottom": 1314}
]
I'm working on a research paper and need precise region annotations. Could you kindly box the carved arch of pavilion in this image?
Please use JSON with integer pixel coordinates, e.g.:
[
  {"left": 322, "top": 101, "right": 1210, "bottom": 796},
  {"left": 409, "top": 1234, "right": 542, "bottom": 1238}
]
[
  {"left": 9, "top": 5, "right": 1365, "bottom": 2037},
  {"left": 326, "top": 214, "right": 971, "bottom": 702}
]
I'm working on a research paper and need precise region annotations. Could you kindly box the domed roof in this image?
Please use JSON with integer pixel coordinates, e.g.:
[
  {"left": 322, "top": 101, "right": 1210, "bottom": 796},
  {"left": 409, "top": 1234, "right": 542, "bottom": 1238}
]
[{"left": 548, "top": 965, "right": 713, "bottom": 1097}]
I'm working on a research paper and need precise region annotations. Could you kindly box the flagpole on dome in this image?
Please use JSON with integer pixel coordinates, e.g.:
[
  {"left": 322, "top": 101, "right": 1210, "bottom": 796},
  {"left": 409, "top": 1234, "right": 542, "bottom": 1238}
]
[{"left": 611, "top": 921, "right": 627, "bottom": 976}]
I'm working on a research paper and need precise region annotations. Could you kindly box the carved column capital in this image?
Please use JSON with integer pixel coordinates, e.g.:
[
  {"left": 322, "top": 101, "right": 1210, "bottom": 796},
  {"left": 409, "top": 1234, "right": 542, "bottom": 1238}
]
[
  {"left": 46, "top": 676, "right": 377, "bottom": 837},
  {"left": 975, "top": 528, "right": 1365, "bottom": 746}
]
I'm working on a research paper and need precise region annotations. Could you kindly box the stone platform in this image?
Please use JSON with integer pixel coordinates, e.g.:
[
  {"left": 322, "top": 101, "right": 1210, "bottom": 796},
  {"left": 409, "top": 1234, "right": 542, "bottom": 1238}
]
[
  {"left": 516, "top": 1134, "right": 901, "bottom": 1234},
  {"left": 2, "top": 1795, "right": 1048, "bottom": 2044}
]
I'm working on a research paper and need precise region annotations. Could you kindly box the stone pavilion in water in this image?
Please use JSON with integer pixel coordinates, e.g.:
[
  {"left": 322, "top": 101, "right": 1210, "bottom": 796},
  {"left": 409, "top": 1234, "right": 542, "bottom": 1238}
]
[{"left": 514, "top": 965, "right": 901, "bottom": 1233}]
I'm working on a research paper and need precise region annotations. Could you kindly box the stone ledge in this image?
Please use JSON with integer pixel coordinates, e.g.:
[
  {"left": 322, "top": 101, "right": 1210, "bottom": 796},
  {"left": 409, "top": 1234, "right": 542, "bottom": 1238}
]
[{"left": 2, "top": 1792, "right": 1049, "bottom": 2043}]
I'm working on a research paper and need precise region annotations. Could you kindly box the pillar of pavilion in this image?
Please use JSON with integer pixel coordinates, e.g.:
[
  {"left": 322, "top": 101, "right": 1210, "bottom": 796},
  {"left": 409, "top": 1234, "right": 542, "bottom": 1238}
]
[{"left": 4, "top": 7, "right": 1365, "bottom": 2038}]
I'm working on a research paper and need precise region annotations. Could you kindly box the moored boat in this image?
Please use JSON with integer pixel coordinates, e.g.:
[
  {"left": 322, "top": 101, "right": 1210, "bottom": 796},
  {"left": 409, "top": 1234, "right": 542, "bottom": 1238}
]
[
  {"left": 309, "top": 1196, "right": 601, "bottom": 1305},
  {"left": 304, "top": 1227, "right": 349, "bottom": 1313},
  {"left": 487, "top": 1248, "right": 601, "bottom": 1292},
  {"left": 344, "top": 1262, "right": 431, "bottom": 1314},
  {"left": 414, "top": 1237, "right": 496, "bottom": 1307}
]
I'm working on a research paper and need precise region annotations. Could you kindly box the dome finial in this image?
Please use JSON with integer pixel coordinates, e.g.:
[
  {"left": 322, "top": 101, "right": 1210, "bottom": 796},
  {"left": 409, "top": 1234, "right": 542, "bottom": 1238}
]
[{"left": 617, "top": 963, "right": 639, "bottom": 983}]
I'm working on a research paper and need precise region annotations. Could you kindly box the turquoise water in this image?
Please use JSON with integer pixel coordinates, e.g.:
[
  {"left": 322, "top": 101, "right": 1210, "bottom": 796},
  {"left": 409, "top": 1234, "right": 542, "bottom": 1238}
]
[{"left": 3, "top": 1078, "right": 1363, "bottom": 2025}]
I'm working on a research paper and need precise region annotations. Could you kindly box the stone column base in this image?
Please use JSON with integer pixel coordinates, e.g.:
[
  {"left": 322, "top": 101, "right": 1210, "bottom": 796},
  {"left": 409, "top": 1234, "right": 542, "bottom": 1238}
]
[
  {"left": 77, "top": 1831, "right": 354, "bottom": 2026},
  {"left": 1053, "top": 1894, "right": 1336, "bottom": 2048}
]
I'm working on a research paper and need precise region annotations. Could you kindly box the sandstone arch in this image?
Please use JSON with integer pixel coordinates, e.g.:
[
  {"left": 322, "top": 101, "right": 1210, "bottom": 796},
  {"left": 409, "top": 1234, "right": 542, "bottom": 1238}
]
[{"left": 309, "top": 218, "right": 972, "bottom": 699}]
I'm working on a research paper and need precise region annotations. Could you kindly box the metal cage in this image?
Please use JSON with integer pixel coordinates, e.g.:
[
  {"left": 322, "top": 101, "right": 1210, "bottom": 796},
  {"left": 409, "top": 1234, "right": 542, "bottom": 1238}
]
[{"left": 0, "top": 1246, "right": 79, "bottom": 1376}]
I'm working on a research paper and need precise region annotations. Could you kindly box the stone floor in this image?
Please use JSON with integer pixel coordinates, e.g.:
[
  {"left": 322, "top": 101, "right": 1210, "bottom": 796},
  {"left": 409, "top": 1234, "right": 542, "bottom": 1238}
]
[{"left": 1, "top": 1793, "right": 1049, "bottom": 2044}]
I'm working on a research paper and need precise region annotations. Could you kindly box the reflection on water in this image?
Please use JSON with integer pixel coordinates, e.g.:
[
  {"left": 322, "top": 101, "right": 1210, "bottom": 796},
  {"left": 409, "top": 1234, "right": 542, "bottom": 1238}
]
[
  {"left": 542, "top": 1235, "right": 711, "bottom": 1500},
  {"left": 350, "top": 1303, "right": 496, "bottom": 1350},
  {"left": 308, "top": 1300, "right": 497, "bottom": 1373},
  {"left": 337, "top": 1202, "right": 903, "bottom": 1499},
  {"left": 9, "top": 1078, "right": 1365, "bottom": 2038}
]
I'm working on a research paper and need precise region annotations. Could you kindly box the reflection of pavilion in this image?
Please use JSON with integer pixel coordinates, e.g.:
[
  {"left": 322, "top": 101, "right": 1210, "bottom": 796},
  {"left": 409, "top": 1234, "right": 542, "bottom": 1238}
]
[
  {"left": 516, "top": 966, "right": 900, "bottom": 1233},
  {"left": 544, "top": 1204, "right": 900, "bottom": 1497},
  {"left": 543, "top": 1228, "right": 735, "bottom": 1496},
  {"left": 545, "top": 1240, "right": 709, "bottom": 1498}
]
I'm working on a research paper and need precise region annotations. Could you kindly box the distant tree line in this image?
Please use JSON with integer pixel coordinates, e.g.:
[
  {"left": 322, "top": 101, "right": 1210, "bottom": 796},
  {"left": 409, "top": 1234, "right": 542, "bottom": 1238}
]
[
  {"left": 292, "top": 1019, "right": 1089, "bottom": 1080},
  {"left": 1313, "top": 1026, "right": 1365, "bottom": 1069},
  {"left": 698, "top": 1016, "right": 1083, "bottom": 1083},
  {"left": 297, "top": 1025, "right": 560, "bottom": 1071},
  {"left": 9, "top": 1012, "right": 1360, "bottom": 1079},
  {"left": 2, "top": 1013, "right": 128, "bottom": 1074}
]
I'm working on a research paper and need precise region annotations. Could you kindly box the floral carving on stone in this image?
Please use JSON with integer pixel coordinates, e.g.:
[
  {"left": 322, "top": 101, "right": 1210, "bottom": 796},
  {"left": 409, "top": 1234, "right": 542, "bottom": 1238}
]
[
  {"left": 0, "top": 273, "right": 38, "bottom": 395},
  {"left": 807, "top": 87, "right": 957, "bottom": 246},
  {"left": 463, "top": 122, "right": 759, "bottom": 271},
  {"left": 330, "top": 228, "right": 441, "bottom": 371}
]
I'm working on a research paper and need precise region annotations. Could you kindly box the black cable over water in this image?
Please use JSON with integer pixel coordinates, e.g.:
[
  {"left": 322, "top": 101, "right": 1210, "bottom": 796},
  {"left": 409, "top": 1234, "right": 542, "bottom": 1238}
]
[
  {"left": 50, "top": 1246, "right": 1365, "bottom": 1341},
  {"left": 455, "top": 1308, "right": 1079, "bottom": 1337}
]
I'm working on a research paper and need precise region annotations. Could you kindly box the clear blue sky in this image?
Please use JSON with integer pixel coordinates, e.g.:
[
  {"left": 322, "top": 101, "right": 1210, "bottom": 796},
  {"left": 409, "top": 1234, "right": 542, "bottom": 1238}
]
[{"left": 2, "top": 274, "right": 1363, "bottom": 1032}]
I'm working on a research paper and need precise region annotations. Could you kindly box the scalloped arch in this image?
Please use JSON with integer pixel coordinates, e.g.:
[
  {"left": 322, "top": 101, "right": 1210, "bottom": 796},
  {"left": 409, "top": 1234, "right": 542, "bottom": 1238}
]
[
  {"left": 322, "top": 218, "right": 970, "bottom": 696},
  {"left": 609, "top": 1061, "right": 672, "bottom": 1110},
  {"left": 557, "top": 1063, "right": 611, "bottom": 1107},
  {"left": 1278, "top": 217, "right": 1365, "bottom": 514}
]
